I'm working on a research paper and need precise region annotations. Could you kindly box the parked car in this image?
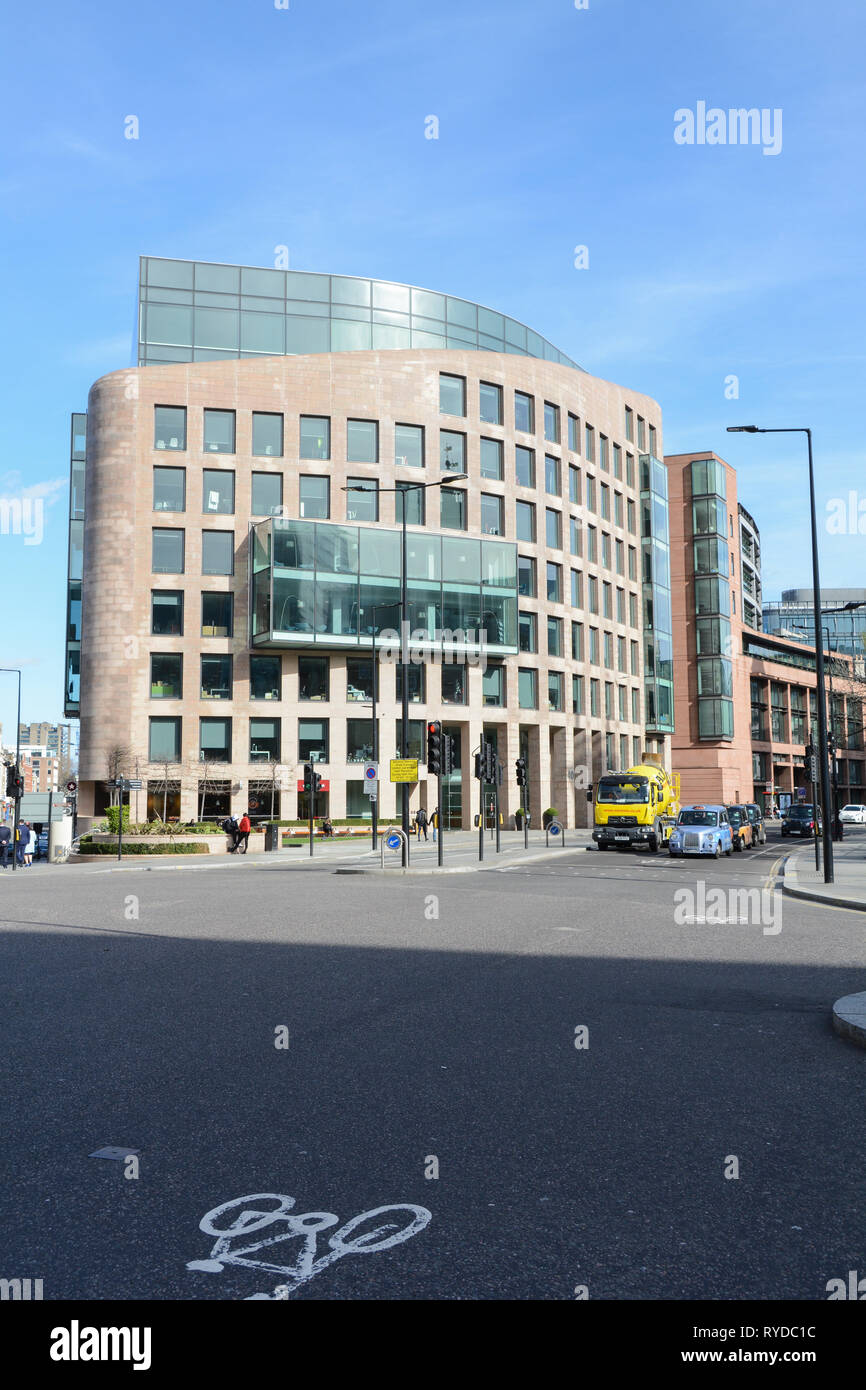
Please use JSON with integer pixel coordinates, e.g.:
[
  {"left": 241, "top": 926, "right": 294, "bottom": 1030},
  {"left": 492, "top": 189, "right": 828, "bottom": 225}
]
[
  {"left": 668, "top": 805, "right": 734, "bottom": 858},
  {"left": 839, "top": 804, "right": 866, "bottom": 825},
  {"left": 726, "top": 805, "right": 754, "bottom": 852},
  {"left": 744, "top": 803, "right": 767, "bottom": 845},
  {"left": 781, "top": 805, "right": 822, "bottom": 837}
]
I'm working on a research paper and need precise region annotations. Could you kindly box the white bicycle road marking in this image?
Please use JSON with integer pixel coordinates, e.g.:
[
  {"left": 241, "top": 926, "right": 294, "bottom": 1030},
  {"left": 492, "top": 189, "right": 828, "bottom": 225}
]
[{"left": 187, "top": 1192, "right": 432, "bottom": 1299}]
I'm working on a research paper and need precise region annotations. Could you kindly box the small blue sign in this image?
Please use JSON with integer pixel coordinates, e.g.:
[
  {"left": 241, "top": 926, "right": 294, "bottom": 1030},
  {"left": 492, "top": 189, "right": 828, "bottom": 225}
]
[
  {"left": 386, "top": 833, "right": 402, "bottom": 850},
  {"left": 549, "top": 823, "right": 561, "bottom": 836}
]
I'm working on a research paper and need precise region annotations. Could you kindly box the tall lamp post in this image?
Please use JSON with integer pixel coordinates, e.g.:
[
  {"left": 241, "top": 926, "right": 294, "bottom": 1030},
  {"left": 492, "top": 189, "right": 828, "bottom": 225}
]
[
  {"left": 367, "top": 599, "right": 401, "bottom": 851},
  {"left": 0, "top": 668, "right": 22, "bottom": 873},
  {"left": 727, "top": 425, "right": 833, "bottom": 882},
  {"left": 344, "top": 472, "right": 468, "bottom": 867},
  {"left": 793, "top": 620, "right": 843, "bottom": 840}
]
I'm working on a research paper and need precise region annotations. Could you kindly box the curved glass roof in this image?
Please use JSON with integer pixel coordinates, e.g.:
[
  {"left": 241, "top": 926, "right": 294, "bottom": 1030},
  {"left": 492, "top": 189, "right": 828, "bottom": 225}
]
[{"left": 138, "top": 258, "right": 582, "bottom": 371}]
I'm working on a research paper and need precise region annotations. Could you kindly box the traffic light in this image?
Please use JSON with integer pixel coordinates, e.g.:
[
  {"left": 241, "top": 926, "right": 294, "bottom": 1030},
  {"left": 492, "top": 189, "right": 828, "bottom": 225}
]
[
  {"left": 427, "top": 721, "right": 442, "bottom": 775},
  {"left": 485, "top": 744, "right": 497, "bottom": 782},
  {"left": 5, "top": 764, "right": 23, "bottom": 798},
  {"left": 442, "top": 734, "right": 454, "bottom": 776},
  {"left": 515, "top": 757, "right": 527, "bottom": 788},
  {"left": 304, "top": 764, "right": 323, "bottom": 794},
  {"left": 474, "top": 751, "right": 483, "bottom": 781},
  {"left": 312, "top": 771, "right": 323, "bottom": 795}
]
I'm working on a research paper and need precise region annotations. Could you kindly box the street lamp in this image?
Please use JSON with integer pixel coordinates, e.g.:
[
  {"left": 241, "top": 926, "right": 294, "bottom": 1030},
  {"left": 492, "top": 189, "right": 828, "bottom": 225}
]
[
  {"left": 727, "top": 425, "right": 833, "bottom": 881},
  {"left": 0, "top": 667, "right": 22, "bottom": 872},
  {"left": 366, "top": 599, "right": 401, "bottom": 851},
  {"left": 344, "top": 472, "right": 468, "bottom": 866},
  {"left": 792, "top": 621, "right": 844, "bottom": 841}
]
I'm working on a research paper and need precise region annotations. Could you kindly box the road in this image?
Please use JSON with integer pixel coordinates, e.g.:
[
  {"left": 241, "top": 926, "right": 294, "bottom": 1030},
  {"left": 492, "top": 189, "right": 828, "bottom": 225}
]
[{"left": 1, "top": 829, "right": 864, "bottom": 1300}]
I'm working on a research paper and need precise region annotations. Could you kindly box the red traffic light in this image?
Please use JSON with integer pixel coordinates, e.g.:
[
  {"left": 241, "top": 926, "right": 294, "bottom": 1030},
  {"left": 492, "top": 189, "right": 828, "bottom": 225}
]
[{"left": 427, "top": 721, "right": 441, "bottom": 734}]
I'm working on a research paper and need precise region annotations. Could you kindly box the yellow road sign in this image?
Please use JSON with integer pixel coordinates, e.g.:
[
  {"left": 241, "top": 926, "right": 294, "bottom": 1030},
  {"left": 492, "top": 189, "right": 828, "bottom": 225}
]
[{"left": 390, "top": 758, "right": 419, "bottom": 783}]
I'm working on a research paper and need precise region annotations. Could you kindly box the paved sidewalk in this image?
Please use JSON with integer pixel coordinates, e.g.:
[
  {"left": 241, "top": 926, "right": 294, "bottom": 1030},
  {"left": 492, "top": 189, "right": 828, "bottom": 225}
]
[{"left": 782, "top": 829, "right": 866, "bottom": 913}]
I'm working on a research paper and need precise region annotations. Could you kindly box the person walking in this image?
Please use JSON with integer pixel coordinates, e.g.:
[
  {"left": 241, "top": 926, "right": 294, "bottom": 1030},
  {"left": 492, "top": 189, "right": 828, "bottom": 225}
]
[
  {"left": 415, "top": 806, "right": 429, "bottom": 842},
  {"left": 222, "top": 814, "right": 239, "bottom": 852},
  {"left": 23, "top": 822, "right": 34, "bottom": 867},
  {"left": 18, "top": 821, "right": 30, "bottom": 867},
  {"left": 236, "top": 811, "right": 251, "bottom": 854},
  {"left": 431, "top": 807, "right": 439, "bottom": 842},
  {"left": 0, "top": 823, "right": 10, "bottom": 869}
]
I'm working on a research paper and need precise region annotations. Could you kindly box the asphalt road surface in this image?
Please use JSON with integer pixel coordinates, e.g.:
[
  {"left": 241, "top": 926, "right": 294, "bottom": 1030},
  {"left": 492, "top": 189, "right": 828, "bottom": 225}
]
[{"left": 1, "top": 830, "right": 864, "bottom": 1300}]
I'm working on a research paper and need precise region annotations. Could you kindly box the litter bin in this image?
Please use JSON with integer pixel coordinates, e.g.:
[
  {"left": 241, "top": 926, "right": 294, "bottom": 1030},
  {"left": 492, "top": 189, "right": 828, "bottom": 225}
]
[{"left": 264, "top": 823, "right": 281, "bottom": 852}]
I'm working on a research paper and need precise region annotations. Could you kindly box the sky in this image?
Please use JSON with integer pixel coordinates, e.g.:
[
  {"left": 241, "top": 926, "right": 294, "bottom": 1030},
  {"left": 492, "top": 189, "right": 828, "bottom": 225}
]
[{"left": 1, "top": 0, "right": 864, "bottom": 738}]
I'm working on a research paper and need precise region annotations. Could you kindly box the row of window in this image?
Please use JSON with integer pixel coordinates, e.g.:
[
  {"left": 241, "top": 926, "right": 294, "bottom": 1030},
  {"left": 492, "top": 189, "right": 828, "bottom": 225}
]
[{"left": 152, "top": 388, "right": 655, "bottom": 484}]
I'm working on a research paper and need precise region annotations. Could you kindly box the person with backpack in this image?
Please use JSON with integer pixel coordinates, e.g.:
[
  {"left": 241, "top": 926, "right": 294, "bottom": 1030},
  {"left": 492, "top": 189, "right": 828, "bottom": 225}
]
[
  {"left": 222, "top": 814, "right": 239, "bottom": 851},
  {"left": 415, "top": 806, "right": 429, "bottom": 842}
]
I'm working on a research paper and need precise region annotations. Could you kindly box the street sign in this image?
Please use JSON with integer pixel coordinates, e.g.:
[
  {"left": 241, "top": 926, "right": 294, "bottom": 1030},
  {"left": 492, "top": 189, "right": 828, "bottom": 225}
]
[
  {"left": 364, "top": 781, "right": 378, "bottom": 795},
  {"left": 363, "top": 763, "right": 378, "bottom": 781},
  {"left": 368, "top": 792, "right": 377, "bottom": 803},
  {"left": 125, "top": 780, "right": 143, "bottom": 790},
  {"left": 66, "top": 780, "right": 77, "bottom": 793},
  {"left": 385, "top": 831, "right": 402, "bottom": 850},
  {"left": 390, "top": 758, "right": 419, "bottom": 783}
]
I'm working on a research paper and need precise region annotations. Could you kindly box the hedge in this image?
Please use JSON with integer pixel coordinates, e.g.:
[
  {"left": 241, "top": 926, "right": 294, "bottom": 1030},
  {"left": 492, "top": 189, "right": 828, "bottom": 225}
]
[{"left": 78, "top": 841, "right": 209, "bottom": 856}]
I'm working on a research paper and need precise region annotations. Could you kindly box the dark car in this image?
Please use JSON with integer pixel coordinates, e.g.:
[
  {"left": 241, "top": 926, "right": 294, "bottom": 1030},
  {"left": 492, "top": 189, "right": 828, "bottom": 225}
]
[
  {"left": 726, "top": 805, "right": 753, "bottom": 852},
  {"left": 744, "top": 803, "right": 767, "bottom": 845},
  {"left": 781, "top": 804, "right": 822, "bottom": 838}
]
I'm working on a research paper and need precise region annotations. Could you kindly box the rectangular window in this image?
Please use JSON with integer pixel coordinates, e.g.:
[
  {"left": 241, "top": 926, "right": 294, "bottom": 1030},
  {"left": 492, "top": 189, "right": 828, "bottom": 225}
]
[
  {"left": 547, "top": 616, "right": 562, "bottom": 657},
  {"left": 346, "top": 718, "right": 375, "bottom": 763},
  {"left": 585, "top": 425, "right": 595, "bottom": 462},
  {"left": 548, "top": 671, "right": 564, "bottom": 712},
  {"left": 395, "top": 423, "right": 424, "bottom": 468},
  {"left": 544, "top": 402, "right": 560, "bottom": 443},
  {"left": 618, "top": 687, "right": 627, "bottom": 721},
  {"left": 628, "top": 546, "right": 637, "bottom": 580},
  {"left": 299, "top": 655, "right": 329, "bottom": 701},
  {"left": 395, "top": 718, "right": 426, "bottom": 760},
  {"left": 482, "top": 664, "right": 505, "bottom": 706},
  {"left": 300, "top": 416, "right": 330, "bottom": 460},
  {"left": 616, "top": 587, "right": 625, "bottom": 622},
  {"left": 626, "top": 454, "right": 635, "bottom": 488},
  {"left": 299, "top": 475, "right": 330, "bottom": 518},
  {"left": 150, "top": 652, "right": 182, "bottom": 699},
  {"left": 588, "top": 575, "right": 598, "bottom": 613},
  {"left": 587, "top": 526, "right": 597, "bottom": 563},
  {"left": 615, "top": 540, "right": 624, "bottom": 576},
  {"left": 614, "top": 492, "right": 623, "bottom": 527},
  {"left": 601, "top": 533, "right": 611, "bottom": 569},
  {"left": 202, "top": 530, "right": 234, "bottom": 576},
  {"left": 545, "top": 508, "right": 561, "bottom": 549},
  {"left": 600, "top": 483, "right": 610, "bottom": 520},
  {"left": 203, "top": 409, "right": 235, "bottom": 454},
  {"left": 480, "top": 437, "right": 504, "bottom": 480},
  {"left": 649, "top": 424, "right": 657, "bottom": 456},
  {"left": 441, "top": 665, "right": 467, "bottom": 704},
  {"left": 516, "top": 500, "right": 535, "bottom": 542},
  {"left": 585, "top": 475, "right": 596, "bottom": 513},
  {"left": 515, "top": 445, "right": 535, "bottom": 488},
  {"left": 479, "top": 381, "right": 502, "bottom": 425},
  {"left": 440, "top": 430, "right": 466, "bottom": 473},
  {"left": 517, "top": 555, "right": 536, "bottom": 597},
  {"left": 631, "top": 640, "right": 639, "bottom": 674},
  {"left": 515, "top": 391, "right": 534, "bottom": 433},
  {"left": 632, "top": 687, "right": 640, "bottom": 723},
  {"left": 202, "top": 469, "right": 235, "bottom": 514},
  {"left": 201, "top": 591, "right": 233, "bottom": 637},
  {"left": 298, "top": 718, "right": 329, "bottom": 762},
  {"left": 439, "top": 373, "right": 466, "bottom": 416},
  {"left": 396, "top": 480, "right": 424, "bottom": 525},
  {"left": 154, "top": 406, "right": 187, "bottom": 452},
  {"left": 151, "top": 590, "right": 183, "bottom": 636},
  {"left": 545, "top": 455, "right": 561, "bottom": 495},
  {"left": 396, "top": 664, "right": 425, "bottom": 704},
  {"left": 518, "top": 612, "right": 537, "bottom": 653},
  {"left": 604, "top": 632, "right": 613, "bottom": 667},
  {"left": 571, "top": 569, "right": 583, "bottom": 607},
  {"left": 569, "top": 464, "right": 580, "bottom": 504},
  {"left": 346, "top": 657, "right": 373, "bottom": 702},
  {"left": 547, "top": 562, "right": 562, "bottom": 603},
  {"left": 152, "top": 528, "right": 184, "bottom": 574},
  {"left": 569, "top": 517, "right": 581, "bottom": 556},
  {"left": 252, "top": 412, "right": 284, "bottom": 457},
  {"left": 440, "top": 486, "right": 466, "bottom": 530},
  {"left": 250, "top": 654, "right": 281, "bottom": 701},
  {"left": 200, "top": 717, "right": 231, "bottom": 762},
  {"left": 347, "top": 419, "right": 378, "bottom": 463},
  {"left": 201, "top": 654, "right": 232, "bottom": 700},
  {"left": 627, "top": 498, "right": 636, "bottom": 533},
  {"left": 250, "top": 717, "right": 281, "bottom": 762},
  {"left": 572, "top": 674, "right": 584, "bottom": 714},
  {"left": 599, "top": 435, "right": 609, "bottom": 471},
  {"left": 149, "top": 716, "right": 181, "bottom": 762},
  {"left": 590, "top": 679, "right": 600, "bottom": 717},
  {"left": 518, "top": 668, "right": 538, "bottom": 709},
  {"left": 629, "top": 593, "right": 638, "bottom": 628},
  {"left": 613, "top": 444, "right": 622, "bottom": 479},
  {"left": 604, "top": 682, "right": 614, "bottom": 719},
  {"left": 602, "top": 582, "right": 612, "bottom": 618},
  {"left": 346, "top": 477, "right": 379, "bottom": 522},
  {"left": 481, "top": 493, "right": 504, "bottom": 536},
  {"left": 153, "top": 467, "right": 185, "bottom": 512},
  {"left": 251, "top": 472, "right": 283, "bottom": 516},
  {"left": 589, "top": 627, "right": 599, "bottom": 664},
  {"left": 568, "top": 413, "right": 580, "bottom": 453},
  {"left": 617, "top": 635, "right": 626, "bottom": 672},
  {"left": 625, "top": 406, "right": 634, "bottom": 442},
  {"left": 571, "top": 621, "right": 583, "bottom": 660},
  {"left": 637, "top": 416, "right": 646, "bottom": 450}
]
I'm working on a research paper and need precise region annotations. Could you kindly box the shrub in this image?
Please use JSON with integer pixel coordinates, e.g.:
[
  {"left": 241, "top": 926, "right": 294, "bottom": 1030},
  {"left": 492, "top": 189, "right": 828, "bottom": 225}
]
[
  {"left": 106, "top": 805, "right": 131, "bottom": 833},
  {"left": 79, "top": 841, "right": 209, "bottom": 855}
]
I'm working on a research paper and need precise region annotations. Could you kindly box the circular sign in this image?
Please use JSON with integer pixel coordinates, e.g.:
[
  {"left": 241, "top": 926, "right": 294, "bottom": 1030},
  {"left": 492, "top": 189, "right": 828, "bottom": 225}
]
[
  {"left": 364, "top": 764, "right": 378, "bottom": 781},
  {"left": 66, "top": 780, "right": 77, "bottom": 792},
  {"left": 386, "top": 832, "right": 402, "bottom": 850},
  {"left": 549, "top": 822, "right": 562, "bottom": 836}
]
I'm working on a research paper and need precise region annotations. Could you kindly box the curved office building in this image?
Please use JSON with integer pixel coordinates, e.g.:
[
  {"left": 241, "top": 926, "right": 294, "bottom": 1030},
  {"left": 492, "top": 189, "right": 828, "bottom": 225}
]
[{"left": 71, "top": 259, "right": 671, "bottom": 830}]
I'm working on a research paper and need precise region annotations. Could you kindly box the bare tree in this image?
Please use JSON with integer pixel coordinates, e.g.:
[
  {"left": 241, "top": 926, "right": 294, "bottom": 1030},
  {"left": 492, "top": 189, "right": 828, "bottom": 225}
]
[{"left": 104, "top": 745, "right": 132, "bottom": 808}]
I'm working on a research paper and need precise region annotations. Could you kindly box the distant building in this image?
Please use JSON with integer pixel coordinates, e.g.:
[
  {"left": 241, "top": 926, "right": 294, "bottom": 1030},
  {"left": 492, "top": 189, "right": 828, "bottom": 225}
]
[
  {"left": 20, "top": 747, "right": 60, "bottom": 794},
  {"left": 17, "top": 721, "right": 77, "bottom": 767},
  {"left": 763, "top": 589, "right": 866, "bottom": 662}
]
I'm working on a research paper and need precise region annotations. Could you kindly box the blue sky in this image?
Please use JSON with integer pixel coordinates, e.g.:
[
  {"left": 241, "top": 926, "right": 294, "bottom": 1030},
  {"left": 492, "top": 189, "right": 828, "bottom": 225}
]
[{"left": 1, "top": 0, "right": 864, "bottom": 736}]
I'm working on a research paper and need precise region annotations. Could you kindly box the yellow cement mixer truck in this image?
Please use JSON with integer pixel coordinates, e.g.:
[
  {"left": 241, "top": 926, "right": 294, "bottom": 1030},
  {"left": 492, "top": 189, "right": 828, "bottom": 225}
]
[{"left": 590, "top": 760, "right": 680, "bottom": 853}]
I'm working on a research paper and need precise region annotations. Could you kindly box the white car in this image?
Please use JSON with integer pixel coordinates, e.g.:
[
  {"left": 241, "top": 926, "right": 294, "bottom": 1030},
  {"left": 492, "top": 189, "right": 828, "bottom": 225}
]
[{"left": 839, "top": 804, "right": 866, "bottom": 824}]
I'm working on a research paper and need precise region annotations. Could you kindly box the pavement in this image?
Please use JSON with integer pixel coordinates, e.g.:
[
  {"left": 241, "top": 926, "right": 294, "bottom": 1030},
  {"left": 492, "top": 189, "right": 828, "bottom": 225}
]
[{"left": 779, "top": 828, "right": 866, "bottom": 1050}]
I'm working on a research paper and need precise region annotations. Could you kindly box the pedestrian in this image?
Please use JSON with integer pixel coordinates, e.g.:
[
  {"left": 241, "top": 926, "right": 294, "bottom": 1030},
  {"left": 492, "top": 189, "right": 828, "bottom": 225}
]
[
  {"left": 236, "top": 811, "right": 251, "bottom": 854},
  {"left": 415, "top": 806, "right": 429, "bottom": 841},
  {"left": 19, "top": 821, "right": 31, "bottom": 867},
  {"left": 321, "top": 815, "right": 335, "bottom": 838},
  {"left": 221, "top": 814, "right": 239, "bottom": 852},
  {"left": 0, "top": 823, "right": 10, "bottom": 869},
  {"left": 431, "top": 807, "right": 439, "bottom": 843}
]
